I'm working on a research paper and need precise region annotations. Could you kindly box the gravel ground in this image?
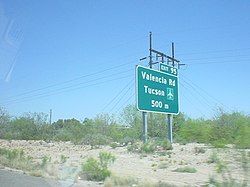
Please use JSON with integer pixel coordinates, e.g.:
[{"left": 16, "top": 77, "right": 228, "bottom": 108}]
[{"left": 0, "top": 139, "right": 249, "bottom": 186}]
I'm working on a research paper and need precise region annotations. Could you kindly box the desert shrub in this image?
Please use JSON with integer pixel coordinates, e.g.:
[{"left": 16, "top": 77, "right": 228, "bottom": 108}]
[
  {"left": 127, "top": 141, "right": 156, "bottom": 154},
  {"left": 128, "top": 139, "right": 172, "bottom": 154},
  {"left": 158, "top": 162, "right": 168, "bottom": 169},
  {"left": 127, "top": 141, "right": 142, "bottom": 153},
  {"left": 110, "top": 142, "right": 120, "bottom": 149},
  {"left": 0, "top": 148, "right": 34, "bottom": 171},
  {"left": 208, "top": 150, "right": 250, "bottom": 187},
  {"left": 173, "top": 166, "right": 197, "bottom": 173},
  {"left": 175, "top": 111, "right": 250, "bottom": 148},
  {"left": 60, "top": 154, "right": 67, "bottom": 163},
  {"left": 1, "top": 112, "right": 51, "bottom": 140},
  {"left": 81, "top": 152, "right": 115, "bottom": 181},
  {"left": 119, "top": 135, "right": 137, "bottom": 145},
  {"left": 40, "top": 155, "right": 51, "bottom": 169},
  {"left": 99, "top": 152, "right": 116, "bottom": 167},
  {"left": 210, "top": 111, "right": 250, "bottom": 148},
  {"left": 141, "top": 141, "right": 156, "bottom": 154},
  {"left": 147, "top": 113, "right": 167, "bottom": 138},
  {"left": 155, "top": 139, "right": 173, "bottom": 150},
  {"left": 208, "top": 176, "right": 245, "bottom": 187},
  {"left": 119, "top": 105, "right": 142, "bottom": 138},
  {"left": 173, "top": 112, "right": 186, "bottom": 133},
  {"left": 82, "top": 158, "right": 110, "bottom": 181},
  {"left": 175, "top": 118, "right": 211, "bottom": 144},
  {"left": 0, "top": 107, "right": 10, "bottom": 138},
  {"left": 53, "top": 118, "right": 85, "bottom": 142},
  {"left": 104, "top": 175, "right": 138, "bottom": 187},
  {"left": 207, "top": 151, "right": 219, "bottom": 164},
  {"left": 8, "top": 117, "right": 39, "bottom": 140},
  {"left": 104, "top": 176, "right": 176, "bottom": 187},
  {"left": 53, "top": 129, "right": 72, "bottom": 141},
  {"left": 234, "top": 123, "right": 250, "bottom": 149},
  {"left": 216, "top": 160, "right": 227, "bottom": 174},
  {"left": 194, "top": 147, "right": 206, "bottom": 154},
  {"left": 81, "top": 133, "right": 112, "bottom": 148},
  {"left": 105, "top": 125, "right": 124, "bottom": 142}
]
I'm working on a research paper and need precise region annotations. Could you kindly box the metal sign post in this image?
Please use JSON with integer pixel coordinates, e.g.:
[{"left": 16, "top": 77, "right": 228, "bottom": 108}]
[
  {"left": 167, "top": 114, "right": 173, "bottom": 143},
  {"left": 142, "top": 111, "right": 148, "bottom": 143}
]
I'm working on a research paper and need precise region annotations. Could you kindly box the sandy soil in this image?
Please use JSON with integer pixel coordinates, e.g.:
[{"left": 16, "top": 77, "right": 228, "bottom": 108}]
[{"left": 0, "top": 139, "right": 249, "bottom": 187}]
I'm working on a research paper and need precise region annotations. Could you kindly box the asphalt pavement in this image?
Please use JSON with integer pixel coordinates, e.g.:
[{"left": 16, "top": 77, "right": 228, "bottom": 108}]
[{"left": 0, "top": 169, "right": 60, "bottom": 187}]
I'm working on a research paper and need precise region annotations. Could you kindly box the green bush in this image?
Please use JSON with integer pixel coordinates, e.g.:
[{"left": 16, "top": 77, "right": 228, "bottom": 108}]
[
  {"left": 82, "top": 157, "right": 110, "bottom": 181},
  {"left": 40, "top": 155, "right": 51, "bottom": 169},
  {"left": 235, "top": 123, "right": 250, "bottom": 149},
  {"left": 175, "top": 119, "right": 211, "bottom": 144},
  {"left": 173, "top": 166, "right": 197, "bottom": 173},
  {"left": 194, "top": 147, "right": 206, "bottom": 154},
  {"left": 0, "top": 148, "right": 34, "bottom": 171},
  {"left": 210, "top": 111, "right": 250, "bottom": 148},
  {"left": 60, "top": 154, "right": 67, "bottom": 163},
  {"left": 207, "top": 151, "right": 219, "bottom": 164},
  {"left": 81, "top": 134, "right": 112, "bottom": 148},
  {"left": 155, "top": 139, "right": 173, "bottom": 150},
  {"left": 104, "top": 176, "right": 138, "bottom": 187},
  {"left": 110, "top": 142, "right": 120, "bottom": 149},
  {"left": 128, "top": 139, "right": 172, "bottom": 154},
  {"left": 127, "top": 142, "right": 142, "bottom": 153},
  {"left": 81, "top": 152, "right": 115, "bottom": 181},
  {"left": 141, "top": 142, "right": 156, "bottom": 154}
]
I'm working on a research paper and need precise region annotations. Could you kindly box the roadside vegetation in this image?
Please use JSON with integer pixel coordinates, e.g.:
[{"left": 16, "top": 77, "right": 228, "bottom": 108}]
[
  {"left": 104, "top": 175, "right": 176, "bottom": 187},
  {"left": 207, "top": 150, "right": 250, "bottom": 186},
  {"left": 0, "top": 105, "right": 249, "bottom": 149},
  {"left": 173, "top": 166, "right": 197, "bottom": 173},
  {"left": 0, "top": 148, "right": 34, "bottom": 171},
  {"left": 0, "top": 104, "right": 249, "bottom": 185},
  {"left": 0, "top": 147, "right": 53, "bottom": 177},
  {"left": 81, "top": 151, "right": 115, "bottom": 181}
]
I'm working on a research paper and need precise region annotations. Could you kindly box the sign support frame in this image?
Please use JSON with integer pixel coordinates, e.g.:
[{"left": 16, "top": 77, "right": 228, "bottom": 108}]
[{"left": 140, "top": 33, "right": 181, "bottom": 144}]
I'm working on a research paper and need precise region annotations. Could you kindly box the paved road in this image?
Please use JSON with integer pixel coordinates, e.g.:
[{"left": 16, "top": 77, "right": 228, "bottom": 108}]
[
  {"left": 0, "top": 169, "right": 102, "bottom": 187},
  {"left": 0, "top": 169, "right": 60, "bottom": 187}
]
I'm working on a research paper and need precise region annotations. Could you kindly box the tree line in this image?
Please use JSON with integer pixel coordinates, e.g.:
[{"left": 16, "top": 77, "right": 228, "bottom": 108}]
[{"left": 0, "top": 105, "right": 249, "bottom": 148}]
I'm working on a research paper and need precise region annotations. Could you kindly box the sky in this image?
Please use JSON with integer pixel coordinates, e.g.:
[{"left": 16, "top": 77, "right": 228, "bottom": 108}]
[{"left": 0, "top": 0, "right": 250, "bottom": 121}]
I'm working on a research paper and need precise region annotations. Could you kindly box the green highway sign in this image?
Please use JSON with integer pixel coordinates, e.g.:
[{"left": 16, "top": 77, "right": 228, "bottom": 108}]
[
  {"left": 136, "top": 65, "right": 179, "bottom": 114},
  {"left": 159, "top": 63, "right": 178, "bottom": 76}
]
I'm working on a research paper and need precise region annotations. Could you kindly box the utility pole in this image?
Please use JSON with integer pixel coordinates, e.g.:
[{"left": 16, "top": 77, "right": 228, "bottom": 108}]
[
  {"left": 49, "top": 109, "right": 52, "bottom": 125},
  {"left": 167, "top": 42, "right": 175, "bottom": 143},
  {"left": 149, "top": 32, "right": 152, "bottom": 68},
  {"left": 142, "top": 32, "right": 152, "bottom": 143}
]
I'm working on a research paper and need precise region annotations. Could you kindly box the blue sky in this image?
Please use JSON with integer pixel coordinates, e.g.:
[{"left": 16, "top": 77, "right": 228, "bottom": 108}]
[{"left": 0, "top": 0, "right": 250, "bottom": 121}]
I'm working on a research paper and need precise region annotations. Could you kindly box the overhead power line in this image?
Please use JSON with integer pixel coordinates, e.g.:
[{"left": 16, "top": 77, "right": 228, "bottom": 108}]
[
  {"left": 183, "top": 54, "right": 250, "bottom": 62},
  {"left": 2, "top": 69, "right": 134, "bottom": 104},
  {"left": 3, "top": 73, "right": 134, "bottom": 106},
  {"left": 181, "top": 79, "right": 214, "bottom": 109},
  {"left": 3, "top": 61, "right": 137, "bottom": 101},
  {"left": 179, "top": 81, "right": 215, "bottom": 116},
  {"left": 109, "top": 84, "right": 134, "bottom": 113},
  {"left": 180, "top": 90, "right": 207, "bottom": 118},
  {"left": 116, "top": 92, "right": 135, "bottom": 114},
  {"left": 176, "top": 47, "right": 250, "bottom": 56},
  {"left": 187, "top": 59, "right": 250, "bottom": 65},
  {"left": 181, "top": 73, "right": 230, "bottom": 111},
  {"left": 101, "top": 78, "right": 134, "bottom": 112}
]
